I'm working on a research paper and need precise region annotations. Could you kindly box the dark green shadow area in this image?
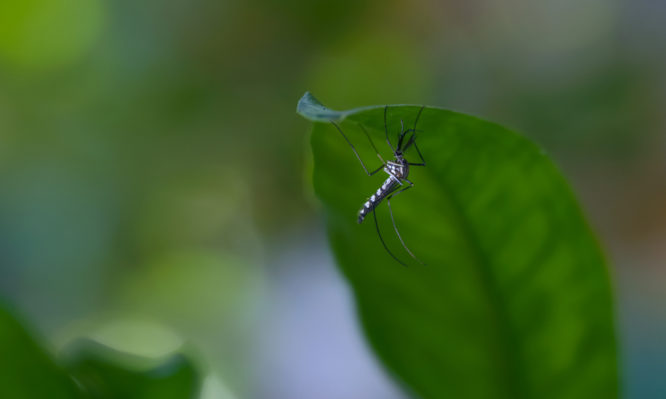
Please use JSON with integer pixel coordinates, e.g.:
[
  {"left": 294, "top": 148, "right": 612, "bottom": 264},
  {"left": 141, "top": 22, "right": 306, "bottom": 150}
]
[
  {"left": 0, "top": 304, "right": 81, "bottom": 398},
  {"left": 298, "top": 93, "right": 618, "bottom": 399}
]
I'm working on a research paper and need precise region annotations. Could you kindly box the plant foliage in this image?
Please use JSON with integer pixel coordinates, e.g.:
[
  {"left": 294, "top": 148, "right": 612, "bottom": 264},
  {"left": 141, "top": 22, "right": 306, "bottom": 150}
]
[
  {"left": 298, "top": 92, "right": 618, "bottom": 399},
  {"left": 0, "top": 304, "right": 200, "bottom": 399}
]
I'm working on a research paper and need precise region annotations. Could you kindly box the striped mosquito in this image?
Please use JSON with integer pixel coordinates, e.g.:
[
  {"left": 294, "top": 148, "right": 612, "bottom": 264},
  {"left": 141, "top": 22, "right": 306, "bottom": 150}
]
[{"left": 330, "top": 106, "right": 426, "bottom": 266}]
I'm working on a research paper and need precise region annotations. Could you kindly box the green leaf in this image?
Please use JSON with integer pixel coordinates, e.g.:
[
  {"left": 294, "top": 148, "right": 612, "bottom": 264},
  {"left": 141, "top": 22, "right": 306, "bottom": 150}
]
[
  {"left": 61, "top": 339, "right": 200, "bottom": 399},
  {"left": 298, "top": 93, "right": 618, "bottom": 399},
  {"left": 0, "top": 304, "right": 81, "bottom": 398}
]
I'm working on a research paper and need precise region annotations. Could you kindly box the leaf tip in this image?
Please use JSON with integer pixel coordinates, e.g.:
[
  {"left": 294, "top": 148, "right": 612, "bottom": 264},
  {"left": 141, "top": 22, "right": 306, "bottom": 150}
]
[{"left": 296, "top": 92, "right": 345, "bottom": 123}]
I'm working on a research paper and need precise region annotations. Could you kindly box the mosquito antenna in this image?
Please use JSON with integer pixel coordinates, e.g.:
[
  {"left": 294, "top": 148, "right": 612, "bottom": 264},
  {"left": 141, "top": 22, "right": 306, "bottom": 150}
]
[
  {"left": 384, "top": 106, "right": 396, "bottom": 152},
  {"left": 372, "top": 207, "right": 407, "bottom": 267}
]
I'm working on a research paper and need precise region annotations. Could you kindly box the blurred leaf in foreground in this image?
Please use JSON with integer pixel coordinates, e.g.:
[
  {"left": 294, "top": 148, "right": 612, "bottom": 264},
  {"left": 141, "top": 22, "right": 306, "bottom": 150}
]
[
  {"left": 298, "top": 92, "right": 618, "bottom": 399},
  {"left": 61, "top": 339, "right": 200, "bottom": 399},
  {"left": 0, "top": 303, "right": 81, "bottom": 398}
]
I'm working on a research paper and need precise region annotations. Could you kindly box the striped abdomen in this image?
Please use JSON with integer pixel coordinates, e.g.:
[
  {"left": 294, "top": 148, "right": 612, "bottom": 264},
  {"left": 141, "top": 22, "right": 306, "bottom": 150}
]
[{"left": 358, "top": 177, "right": 399, "bottom": 223}]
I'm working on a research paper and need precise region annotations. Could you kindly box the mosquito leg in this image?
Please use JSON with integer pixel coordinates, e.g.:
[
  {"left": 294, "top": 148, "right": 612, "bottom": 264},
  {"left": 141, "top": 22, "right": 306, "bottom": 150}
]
[
  {"left": 402, "top": 130, "right": 425, "bottom": 166},
  {"left": 384, "top": 106, "right": 396, "bottom": 152},
  {"left": 412, "top": 106, "right": 425, "bottom": 132},
  {"left": 400, "top": 105, "right": 425, "bottom": 151},
  {"left": 386, "top": 184, "right": 425, "bottom": 265},
  {"left": 404, "top": 136, "right": 426, "bottom": 166},
  {"left": 372, "top": 206, "right": 407, "bottom": 267},
  {"left": 412, "top": 142, "right": 426, "bottom": 165},
  {"left": 411, "top": 106, "right": 426, "bottom": 165},
  {"left": 403, "top": 106, "right": 427, "bottom": 165},
  {"left": 358, "top": 124, "right": 386, "bottom": 164},
  {"left": 331, "top": 121, "right": 384, "bottom": 176}
]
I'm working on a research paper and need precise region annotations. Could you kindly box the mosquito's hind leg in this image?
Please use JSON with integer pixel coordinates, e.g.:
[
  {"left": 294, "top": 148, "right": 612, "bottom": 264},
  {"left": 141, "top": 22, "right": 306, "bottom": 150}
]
[
  {"left": 372, "top": 207, "right": 407, "bottom": 267},
  {"left": 386, "top": 185, "right": 425, "bottom": 265}
]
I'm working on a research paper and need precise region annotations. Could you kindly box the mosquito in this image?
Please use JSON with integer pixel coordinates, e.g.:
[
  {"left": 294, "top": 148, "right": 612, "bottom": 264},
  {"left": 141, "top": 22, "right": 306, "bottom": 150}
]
[{"left": 330, "top": 105, "right": 426, "bottom": 266}]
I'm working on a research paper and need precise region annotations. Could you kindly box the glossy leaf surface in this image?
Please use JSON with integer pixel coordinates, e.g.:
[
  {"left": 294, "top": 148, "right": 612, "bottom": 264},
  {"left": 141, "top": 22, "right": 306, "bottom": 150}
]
[{"left": 299, "top": 92, "right": 618, "bottom": 399}]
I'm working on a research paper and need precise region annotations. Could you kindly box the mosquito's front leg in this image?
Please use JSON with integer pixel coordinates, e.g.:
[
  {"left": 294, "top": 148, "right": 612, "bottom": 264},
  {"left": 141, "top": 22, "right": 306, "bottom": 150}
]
[
  {"left": 331, "top": 122, "right": 384, "bottom": 176},
  {"left": 404, "top": 106, "right": 427, "bottom": 166},
  {"left": 359, "top": 124, "right": 386, "bottom": 166},
  {"left": 409, "top": 142, "right": 426, "bottom": 166}
]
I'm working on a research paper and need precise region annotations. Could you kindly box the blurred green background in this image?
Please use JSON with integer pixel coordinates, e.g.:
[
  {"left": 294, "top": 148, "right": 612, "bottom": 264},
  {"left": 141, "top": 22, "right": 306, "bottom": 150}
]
[{"left": 0, "top": 0, "right": 664, "bottom": 398}]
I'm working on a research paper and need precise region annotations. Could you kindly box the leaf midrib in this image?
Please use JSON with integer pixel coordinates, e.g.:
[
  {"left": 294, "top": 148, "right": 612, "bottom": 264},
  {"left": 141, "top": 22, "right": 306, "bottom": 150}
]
[{"left": 436, "top": 171, "right": 526, "bottom": 399}]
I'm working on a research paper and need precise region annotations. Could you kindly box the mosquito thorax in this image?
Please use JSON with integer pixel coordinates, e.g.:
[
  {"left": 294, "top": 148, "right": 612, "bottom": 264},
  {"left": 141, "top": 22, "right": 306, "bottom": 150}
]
[{"left": 385, "top": 159, "right": 409, "bottom": 180}]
